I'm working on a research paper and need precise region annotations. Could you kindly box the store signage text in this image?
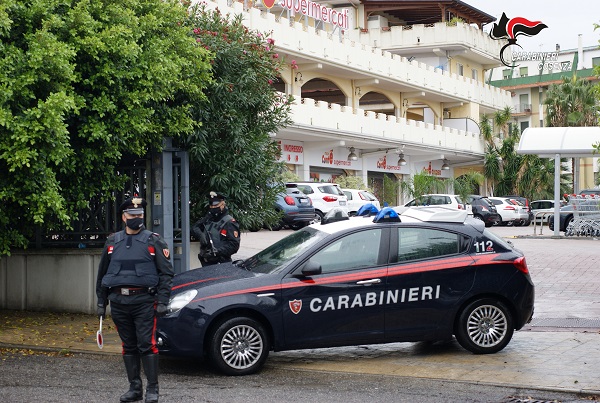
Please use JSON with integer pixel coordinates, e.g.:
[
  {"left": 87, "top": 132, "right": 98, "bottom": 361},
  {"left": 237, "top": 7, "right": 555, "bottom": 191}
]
[
  {"left": 279, "top": 0, "right": 349, "bottom": 30},
  {"left": 322, "top": 150, "right": 352, "bottom": 166}
]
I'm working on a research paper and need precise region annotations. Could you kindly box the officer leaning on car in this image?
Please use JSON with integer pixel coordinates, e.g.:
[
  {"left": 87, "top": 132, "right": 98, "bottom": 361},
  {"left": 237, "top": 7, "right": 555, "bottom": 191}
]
[
  {"left": 191, "top": 191, "right": 240, "bottom": 267},
  {"left": 96, "top": 196, "right": 174, "bottom": 403}
]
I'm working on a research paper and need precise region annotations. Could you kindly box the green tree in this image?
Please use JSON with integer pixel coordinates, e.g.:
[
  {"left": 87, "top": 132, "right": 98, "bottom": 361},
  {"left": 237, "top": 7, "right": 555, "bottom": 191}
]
[
  {"left": 0, "top": 0, "right": 212, "bottom": 256},
  {"left": 400, "top": 170, "right": 448, "bottom": 204},
  {"left": 180, "top": 3, "right": 293, "bottom": 231},
  {"left": 544, "top": 75, "right": 599, "bottom": 127},
  {"left": 334, "top": 175, "right": 370, "bottom": 191},
  {"left": 544, "top": 75, "right": 599, "bottom": 190}
]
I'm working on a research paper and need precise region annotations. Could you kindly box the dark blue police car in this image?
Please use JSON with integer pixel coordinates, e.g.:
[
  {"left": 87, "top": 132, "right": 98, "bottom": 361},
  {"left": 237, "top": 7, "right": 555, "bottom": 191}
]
[{"left": 157, "top": 206, "right": 534, "bottom": 375}]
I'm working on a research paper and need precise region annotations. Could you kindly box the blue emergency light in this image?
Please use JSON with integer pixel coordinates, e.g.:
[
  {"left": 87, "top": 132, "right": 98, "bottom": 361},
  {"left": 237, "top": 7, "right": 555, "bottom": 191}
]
[
  {"left": 356, "top": 203, "right": 379, "bottom": 217},
  {"left": 373, "top": 207, "right": 401, "bottom": 223}
]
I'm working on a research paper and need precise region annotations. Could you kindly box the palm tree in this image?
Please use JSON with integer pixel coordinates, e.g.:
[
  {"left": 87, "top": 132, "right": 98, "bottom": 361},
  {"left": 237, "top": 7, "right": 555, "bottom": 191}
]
[
  {"left": 494, "top": 106, "right": 514, "bottom": 139},
  {"left": 544, "top": 75, "right": 599, "bottom": 189}
]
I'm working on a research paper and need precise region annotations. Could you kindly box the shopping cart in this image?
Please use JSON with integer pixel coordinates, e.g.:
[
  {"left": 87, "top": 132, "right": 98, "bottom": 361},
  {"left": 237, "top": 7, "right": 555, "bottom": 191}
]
[{"left": 563, "top": 194, "right": 600, "bottom": 237}]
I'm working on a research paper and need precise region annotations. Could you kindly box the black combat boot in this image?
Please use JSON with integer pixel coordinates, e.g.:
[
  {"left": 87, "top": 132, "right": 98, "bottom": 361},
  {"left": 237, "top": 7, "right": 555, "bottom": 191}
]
[
  {"left": 141, "top": 354, "right": 159, "bottom": 403},
  {"left": 120, "top": 354, "right": 143, "bottom": 402}
]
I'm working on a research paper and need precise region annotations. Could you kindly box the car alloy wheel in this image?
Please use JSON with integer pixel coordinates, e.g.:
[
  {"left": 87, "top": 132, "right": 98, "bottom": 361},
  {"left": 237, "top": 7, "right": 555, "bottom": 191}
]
[
  {"left": 455, "top": 298, "right": 514, "bottom": 354},
  {"left": 209, "top": 317, "right": 269, "bottom": 376}
]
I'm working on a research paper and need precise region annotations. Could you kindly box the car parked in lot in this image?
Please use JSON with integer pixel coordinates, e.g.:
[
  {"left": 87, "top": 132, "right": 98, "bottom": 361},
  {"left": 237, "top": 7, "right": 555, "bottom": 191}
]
[
  {"left": 404, "top": 194, "right": 467, "bottom": 210},
  {"left": 293, "top": 182, "right": 348, "bottom": 223},
  {"left": 272, "top": 184, "right": 315, "bottom": 230},
  {"left": 342, "top": 188, "right": 381, "bottom": 216},
  {"left": 547, "top": 204, "right": 575, "bottom": 232},
  {"left": 487, "top": 197, "right": 520, "bottom": 226},
  {"left": 157, "top": 206, "right": 535, "bottom": 375},
  {"left": 502, "top": 195, "right": 533, "bottom": 226},
  {"left": 531, "top": 199, "right": 566, "bottom": 225},
  {"left": 465, "top": 195, "right": 500, "bottom": 227},
  {"left": 580, "top": 188, "right": 600, "bottom": 196}
]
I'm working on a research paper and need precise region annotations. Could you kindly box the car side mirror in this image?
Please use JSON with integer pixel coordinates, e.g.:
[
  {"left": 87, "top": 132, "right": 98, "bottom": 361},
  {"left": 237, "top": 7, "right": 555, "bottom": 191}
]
[{"left": 299, "top": 260, "right": 322, "bottom": 276}]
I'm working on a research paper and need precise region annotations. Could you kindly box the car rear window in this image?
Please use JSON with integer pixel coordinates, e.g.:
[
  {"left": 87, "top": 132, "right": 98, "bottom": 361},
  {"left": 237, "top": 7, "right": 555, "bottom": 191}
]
[
  {"left": 360, "top": 191, "right": 377, "bottom": 201},
  {"left": 318, "top": 185, "right": 344, "bottom": 196}
]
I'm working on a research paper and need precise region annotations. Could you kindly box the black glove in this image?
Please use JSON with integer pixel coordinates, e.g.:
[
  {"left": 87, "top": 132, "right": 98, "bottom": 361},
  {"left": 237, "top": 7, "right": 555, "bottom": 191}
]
[
  {"left": 156, "top": 303, "right": 168, "bottom": 317},
  {"left": 97, "top": 304, "right": 106, "bottom": 319},
  {"left": 199, "top": 248, "right": 213, "bottom": 258}
]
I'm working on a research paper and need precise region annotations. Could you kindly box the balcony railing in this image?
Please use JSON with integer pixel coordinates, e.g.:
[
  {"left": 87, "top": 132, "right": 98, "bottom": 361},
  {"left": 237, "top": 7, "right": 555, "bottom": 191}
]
[{"left": 513, "top": 103, "right": 532, "bottom": 114}]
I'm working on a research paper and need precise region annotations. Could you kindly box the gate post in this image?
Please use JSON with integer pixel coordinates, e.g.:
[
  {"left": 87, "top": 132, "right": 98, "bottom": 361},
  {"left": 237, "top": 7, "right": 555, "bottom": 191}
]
[{"left": 151, "top": 138, "right": 190, "bottom": 274}]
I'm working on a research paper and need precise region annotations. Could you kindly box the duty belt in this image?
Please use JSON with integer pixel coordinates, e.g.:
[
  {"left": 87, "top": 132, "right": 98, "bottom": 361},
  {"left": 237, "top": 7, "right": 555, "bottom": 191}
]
[{"left": 111, "top": 287, "right": 148, "bottom": 296}]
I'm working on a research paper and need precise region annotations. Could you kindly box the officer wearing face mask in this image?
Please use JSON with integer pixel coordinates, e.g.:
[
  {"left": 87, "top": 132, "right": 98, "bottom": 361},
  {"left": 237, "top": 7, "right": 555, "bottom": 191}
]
[
  {"left": 191, "top": 191, "right": 240, "bottom": 267},
  {"left": 96, "top": 196, "right": 173, "bottom": 403}
]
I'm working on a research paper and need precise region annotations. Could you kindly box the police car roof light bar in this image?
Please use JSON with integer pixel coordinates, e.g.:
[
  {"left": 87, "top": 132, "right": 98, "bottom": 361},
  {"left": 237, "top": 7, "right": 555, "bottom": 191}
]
[
  {"left": 373, "top": 207, "right": 401, "bottom": 223},
  {"left": 356, "top": 203, "right": 380, "bottom": 217}
]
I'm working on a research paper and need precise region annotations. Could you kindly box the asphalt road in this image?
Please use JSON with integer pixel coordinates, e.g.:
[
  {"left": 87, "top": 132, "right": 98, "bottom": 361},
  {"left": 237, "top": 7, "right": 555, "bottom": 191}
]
[{"left": 0, "top": 349, "right": 594, "bottom": 403}]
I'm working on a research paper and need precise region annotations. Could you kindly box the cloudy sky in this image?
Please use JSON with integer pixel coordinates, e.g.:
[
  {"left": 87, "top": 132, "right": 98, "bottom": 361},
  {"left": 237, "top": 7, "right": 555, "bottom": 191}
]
[{"left": 466, "top": 0, "right": 599, "bottom": 52}]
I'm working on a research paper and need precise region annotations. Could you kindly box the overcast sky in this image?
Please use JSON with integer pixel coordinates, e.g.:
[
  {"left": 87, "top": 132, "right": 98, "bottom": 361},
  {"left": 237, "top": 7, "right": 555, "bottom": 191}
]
[{"left": 466, "top": 0, "right": 599, "bottom": 51}]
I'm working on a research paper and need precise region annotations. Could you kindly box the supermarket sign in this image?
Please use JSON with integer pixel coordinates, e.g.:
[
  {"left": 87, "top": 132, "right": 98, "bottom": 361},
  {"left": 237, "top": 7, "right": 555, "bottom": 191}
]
[{"left": 263, "top": 0, "right": 349, "bottom": 30}]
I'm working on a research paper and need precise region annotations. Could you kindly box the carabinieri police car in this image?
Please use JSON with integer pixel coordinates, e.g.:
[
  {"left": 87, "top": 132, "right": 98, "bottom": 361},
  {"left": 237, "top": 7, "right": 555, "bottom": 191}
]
[{"left": 157, "top": 206, "right": 534, "bottom": 375}]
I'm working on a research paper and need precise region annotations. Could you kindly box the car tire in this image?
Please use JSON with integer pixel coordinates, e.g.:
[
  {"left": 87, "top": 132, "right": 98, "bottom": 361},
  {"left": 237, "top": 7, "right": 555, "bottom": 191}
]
[
  {"left": 313, "top": 211, "right": 324, "bottom": 224},
  {"left": 290, "top": 221, "right": 308, "bottom": 231},
  {"left": 455, "top": 298, "right": 514, "bottom": 354},
  {"left": 267, "top": 222, "right": 282, "bottom": 231},
  {"left": 208, "top": 317, "right": 270, "bottom": 376}
]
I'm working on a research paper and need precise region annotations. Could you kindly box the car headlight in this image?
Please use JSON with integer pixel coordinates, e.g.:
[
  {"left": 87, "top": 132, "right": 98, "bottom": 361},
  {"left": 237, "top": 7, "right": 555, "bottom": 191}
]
[{"left": 168, "top": 289, "right": 198, "bottom": 314}]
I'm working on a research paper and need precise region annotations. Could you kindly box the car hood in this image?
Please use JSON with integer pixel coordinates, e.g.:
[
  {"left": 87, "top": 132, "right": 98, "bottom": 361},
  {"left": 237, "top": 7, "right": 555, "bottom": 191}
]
[{"left": 172, "top": 263, "right": 256, "bottom": 291}]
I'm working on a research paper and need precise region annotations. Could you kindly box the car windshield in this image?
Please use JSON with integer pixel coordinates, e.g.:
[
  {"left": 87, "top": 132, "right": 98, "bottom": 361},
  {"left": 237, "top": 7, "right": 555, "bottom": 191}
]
[{"left": 241, "top": 227, "right": 329, "bottom": 274}]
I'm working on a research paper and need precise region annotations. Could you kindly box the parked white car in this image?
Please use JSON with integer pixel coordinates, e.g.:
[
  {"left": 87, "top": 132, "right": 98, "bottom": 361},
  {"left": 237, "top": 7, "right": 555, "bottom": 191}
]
[
  {"left": 292, "top": 182, "right": 348, "bottom": 223},
  {"left": 531, "top": 199, "right": 566, "bottom": 224},
  {"left": 342, "top": 189, "right": 381, "bottom": 215},
  {"left": 404, "top": 194, "right": 468, "bottom": 210},
  {"left": 487, "top": 197, "right": 520, "bottom": 226}
]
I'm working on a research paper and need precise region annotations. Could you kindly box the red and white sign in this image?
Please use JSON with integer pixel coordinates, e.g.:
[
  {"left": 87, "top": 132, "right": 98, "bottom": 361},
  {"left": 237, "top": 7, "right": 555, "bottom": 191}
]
[
  {"left": 278, "top": 140, "right": 304, "bottom": 165},
  {"left": 278, "top": 0, "right": 349, "bottom": 30}
]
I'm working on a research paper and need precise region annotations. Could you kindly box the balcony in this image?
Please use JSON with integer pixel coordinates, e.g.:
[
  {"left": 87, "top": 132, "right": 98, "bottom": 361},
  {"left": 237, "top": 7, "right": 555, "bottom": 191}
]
[
  {"left": 353, "top": 22, "right": 503, "bottom": 68},
  {"left": 513, "top": 103, "right": 533, "bottom": 115}
]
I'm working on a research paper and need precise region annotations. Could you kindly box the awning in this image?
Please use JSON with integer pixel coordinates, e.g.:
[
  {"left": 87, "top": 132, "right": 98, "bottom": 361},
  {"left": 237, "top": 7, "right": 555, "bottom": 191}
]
[
  {"left": 516, "top": 126, "right": 600, "bottom": 237},
  {"left": 517, "top": 127, "right": 600, "bottom": 158}
]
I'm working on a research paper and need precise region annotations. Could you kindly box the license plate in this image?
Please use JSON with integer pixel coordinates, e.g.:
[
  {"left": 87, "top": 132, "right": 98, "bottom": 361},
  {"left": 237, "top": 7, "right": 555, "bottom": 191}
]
[
  {"left": 339, "top": 201, "right": 346, "bottom": 206},
  {"left": 299, "top": 199, "right": 308, "bottom": 205}
]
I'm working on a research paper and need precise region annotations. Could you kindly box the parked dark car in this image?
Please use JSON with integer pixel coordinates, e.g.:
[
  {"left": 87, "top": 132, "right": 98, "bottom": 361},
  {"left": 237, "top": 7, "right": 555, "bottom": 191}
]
[
  {"left": 272, "top": 184, "right": 315, "bottom": 230},
  {"left": 580, "top": 189, "right": 600, "bottom": 196},
  {"left": 466, "top": 195, "right": 500, "bottom": 227},
  {"left": 547, "top": 205, "right": 574, "bottom": 232},
  {"left": 157, "top": 206, "right": 534, "bottom": 375}
]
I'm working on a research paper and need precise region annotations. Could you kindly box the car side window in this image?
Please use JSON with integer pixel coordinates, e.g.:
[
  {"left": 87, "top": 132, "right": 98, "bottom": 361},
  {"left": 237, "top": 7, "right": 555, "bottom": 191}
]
[
  {"left": 396, "top": 227, "right": 462, "bottom": 262},
  {"left": 299, "top": 186, "right": 314, "bottom": 195},
  {"left": 309, "top": 229, "right": 383, "bottom": 273},
  {"left": 344, "top": 191, "right": 353, "bottom": 200}
]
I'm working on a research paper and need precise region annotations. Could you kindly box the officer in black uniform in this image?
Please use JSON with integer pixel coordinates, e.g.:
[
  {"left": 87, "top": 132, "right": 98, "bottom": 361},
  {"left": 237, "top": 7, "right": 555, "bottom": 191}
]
[
  {"left": 191, "top": 191, "right": 240, "bottom": 267},
  {"left": 96, "top": 196, "right": 173, "bottom": 403}
]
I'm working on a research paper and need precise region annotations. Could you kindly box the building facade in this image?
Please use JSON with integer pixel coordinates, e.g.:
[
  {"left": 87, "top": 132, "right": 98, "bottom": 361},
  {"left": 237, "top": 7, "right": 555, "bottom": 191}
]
[
  {"left": 488, "top": 36, "right": 600, "bottom": 189},
  {"left": 204, "top": 0, "right": 512, "bottom": 202}
]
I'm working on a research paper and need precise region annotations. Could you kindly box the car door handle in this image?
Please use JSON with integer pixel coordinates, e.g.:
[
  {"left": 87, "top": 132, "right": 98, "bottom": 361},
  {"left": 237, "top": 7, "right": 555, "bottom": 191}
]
[{"left": 356, "top": 279, "right": 381, "bottom": 285}]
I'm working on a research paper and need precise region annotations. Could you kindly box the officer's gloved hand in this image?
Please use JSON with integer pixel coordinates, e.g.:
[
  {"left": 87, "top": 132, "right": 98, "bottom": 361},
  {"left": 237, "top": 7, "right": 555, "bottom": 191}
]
[
  {"left": 97, "top": 304, "right": 106, "bottom": 319},
  {"left": 156, "top": 303, "right": 168, "bottom": 317}
]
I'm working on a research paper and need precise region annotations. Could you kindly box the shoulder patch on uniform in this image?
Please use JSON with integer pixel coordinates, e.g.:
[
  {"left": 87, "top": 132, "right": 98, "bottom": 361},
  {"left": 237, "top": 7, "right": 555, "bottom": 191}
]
[
  {"left": 233, "top": 231, "right": 239, "bottom": 238},
  {"left": 163, "top": 249, "right": 170, "bottom": 259}
]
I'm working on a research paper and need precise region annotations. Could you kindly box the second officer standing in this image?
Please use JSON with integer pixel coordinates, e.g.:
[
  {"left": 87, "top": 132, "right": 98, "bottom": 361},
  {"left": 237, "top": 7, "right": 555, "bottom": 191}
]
[{"left": 191, "top": 191, "right": 240, "bottom": 267}]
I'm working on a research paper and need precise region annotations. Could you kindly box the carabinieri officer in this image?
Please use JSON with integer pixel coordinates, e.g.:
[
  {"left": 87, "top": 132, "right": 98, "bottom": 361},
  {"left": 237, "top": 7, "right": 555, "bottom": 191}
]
[{"left": 96, "top": 196, "right": 173, "bottom": 403}]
